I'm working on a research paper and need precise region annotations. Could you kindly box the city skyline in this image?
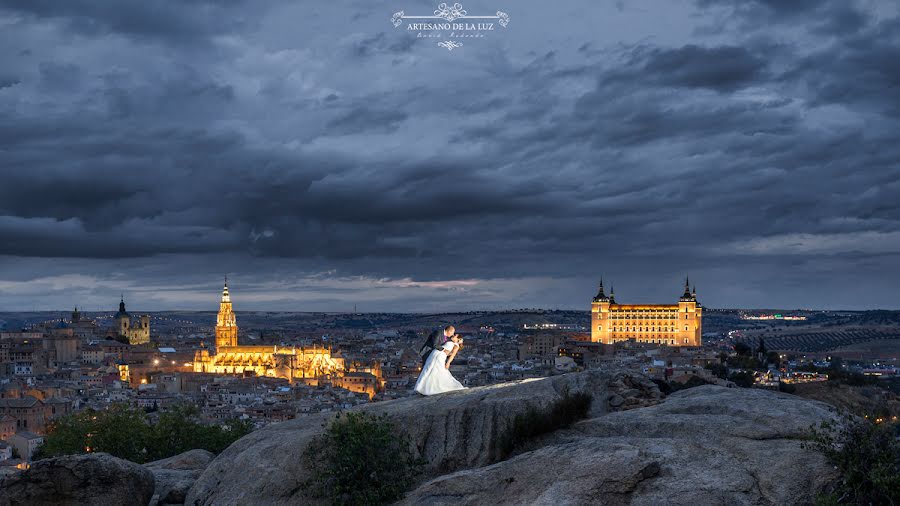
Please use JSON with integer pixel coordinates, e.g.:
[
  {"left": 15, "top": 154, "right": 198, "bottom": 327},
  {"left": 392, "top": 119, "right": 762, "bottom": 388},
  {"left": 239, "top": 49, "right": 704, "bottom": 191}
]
[{"left": 2, "top": 0, "right": 900, "bottom": 311}]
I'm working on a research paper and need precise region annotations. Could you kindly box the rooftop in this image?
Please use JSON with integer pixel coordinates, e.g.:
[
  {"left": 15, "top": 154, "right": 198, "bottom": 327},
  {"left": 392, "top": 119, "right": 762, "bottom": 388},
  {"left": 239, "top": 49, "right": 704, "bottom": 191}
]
[{"left": 0, "top": 397, "right": 41, "bottom": 408}]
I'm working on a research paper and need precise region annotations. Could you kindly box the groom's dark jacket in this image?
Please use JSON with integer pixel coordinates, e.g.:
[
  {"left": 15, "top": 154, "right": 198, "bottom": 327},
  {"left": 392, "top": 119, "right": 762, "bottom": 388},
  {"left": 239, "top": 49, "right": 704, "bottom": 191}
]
[{"left": 419, "top": 329, "right": 444, "bottom": 364}]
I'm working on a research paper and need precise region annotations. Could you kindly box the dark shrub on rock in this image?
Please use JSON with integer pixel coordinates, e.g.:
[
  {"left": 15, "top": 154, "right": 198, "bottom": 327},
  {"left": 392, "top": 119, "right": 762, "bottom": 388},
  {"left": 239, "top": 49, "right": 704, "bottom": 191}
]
[
  {"left": 805, "top": 415, "right": 900, "bottom": 505},
  {"left": 496, "top": 388, "right": 592, "bottom": 459},
  {"left": 303, "top": 412, "right": 423, "bottom": 506}
]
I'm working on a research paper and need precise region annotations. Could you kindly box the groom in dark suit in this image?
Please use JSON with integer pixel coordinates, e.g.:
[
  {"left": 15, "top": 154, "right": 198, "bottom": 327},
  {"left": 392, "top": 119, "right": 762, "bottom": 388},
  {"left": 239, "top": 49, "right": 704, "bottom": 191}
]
[{"left": 420, "top": 325, "right": 455, "bottom": 366}]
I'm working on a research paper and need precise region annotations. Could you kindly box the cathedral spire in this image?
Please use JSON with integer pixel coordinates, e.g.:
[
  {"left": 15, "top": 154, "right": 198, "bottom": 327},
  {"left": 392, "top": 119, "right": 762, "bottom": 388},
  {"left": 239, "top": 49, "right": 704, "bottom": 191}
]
[{"left": 118, "top": 295, "right": 126, "bottom": 314}]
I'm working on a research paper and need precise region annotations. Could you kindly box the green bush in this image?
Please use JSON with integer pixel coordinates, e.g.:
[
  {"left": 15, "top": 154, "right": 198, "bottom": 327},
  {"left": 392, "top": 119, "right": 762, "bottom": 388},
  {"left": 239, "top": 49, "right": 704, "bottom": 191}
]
[
  {"left": 496, "top": 388, "right": 592, "bottom": 460},
  {"left": 36, "top": 403, "right": 251, "bottom": 463},
  {"left": 728, "top": 371, "right": 755, "bottom": 388},
  {"left": 804, "top": 415, "right": 900, "bottom": 505},
  {"left": 733, "top": 342, "right": 752, "bottom": 356},
  {"left": 704, "top": 362, "right": 728, "bottom": 379},
  {"left": 144, "top": 404, "right": 252, "bottom": 461},
  {"left": 303, "top": 412, "right": 423, "bottom": 505}
]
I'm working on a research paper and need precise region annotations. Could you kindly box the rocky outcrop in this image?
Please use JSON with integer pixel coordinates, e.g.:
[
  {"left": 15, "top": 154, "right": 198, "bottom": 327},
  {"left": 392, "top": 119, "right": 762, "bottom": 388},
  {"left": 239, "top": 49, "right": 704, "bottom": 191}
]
[
  {"left": 147, "top": 449, "right": 215, "bottom": 472},
  {"left": 186, "top": 369, "right": 661, "bottom": 505},
  {"left": 146, "top": 450, "right": 215, "bottom": 506},
  {"left": 606, "top": 372, "right": 663, "bottom": 411},
  {"left": 402, "top": 385, "right": 843, "bottom": 505},
  {"left": 185, "top": 369, "right": 843, "bottom": 506},
  {"left": 0, "top": 453, "right": 155, "bottom": 506}
]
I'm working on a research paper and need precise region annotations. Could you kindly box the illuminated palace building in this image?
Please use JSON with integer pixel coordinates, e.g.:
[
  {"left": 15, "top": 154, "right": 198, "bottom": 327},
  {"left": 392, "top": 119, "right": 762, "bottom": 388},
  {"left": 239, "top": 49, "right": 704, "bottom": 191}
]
[
  {"left": 590, "top": 278, "right": 702, "bottom": 347},
  {"left": 193, "top": 282, "right": 344, "bottom": 384}
]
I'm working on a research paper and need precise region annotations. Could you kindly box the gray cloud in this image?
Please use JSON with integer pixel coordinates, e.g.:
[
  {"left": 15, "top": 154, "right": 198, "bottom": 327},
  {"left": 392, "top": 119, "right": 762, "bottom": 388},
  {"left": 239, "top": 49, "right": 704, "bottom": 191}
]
[
  {"left": 637, "top": 45, "right": 767, "bottom": 91},
  {"left": 0, "top": 0, "right": 254, "bottom": 43},
  {"left": 0, "top": 0, "right": 899, "bottom": 311}
]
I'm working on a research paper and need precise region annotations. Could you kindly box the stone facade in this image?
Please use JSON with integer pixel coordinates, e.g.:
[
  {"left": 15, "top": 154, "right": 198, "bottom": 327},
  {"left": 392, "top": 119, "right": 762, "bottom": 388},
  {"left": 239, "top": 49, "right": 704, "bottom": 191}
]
[
  {"left": 115, "top": 298, "right": 150, "bottom": 345},
  {"left": 591, "top": 278, "right": 702, "bottom": 346},
  {"left": 193, "top": 282, "right": 344, "bottom": 383},
  {"left": 214, "top": 281, "right": 238, "bottom": 349}
]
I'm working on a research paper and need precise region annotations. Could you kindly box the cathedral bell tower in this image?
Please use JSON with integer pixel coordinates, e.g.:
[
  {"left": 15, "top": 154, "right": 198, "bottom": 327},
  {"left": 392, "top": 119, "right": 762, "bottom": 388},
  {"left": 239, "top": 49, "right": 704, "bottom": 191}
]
[
  {"left": 215, "top": 278, "right": 238, "bottom": 349},
  {"left": 116, "top": 296, "right": 131, "bottom": 336}
]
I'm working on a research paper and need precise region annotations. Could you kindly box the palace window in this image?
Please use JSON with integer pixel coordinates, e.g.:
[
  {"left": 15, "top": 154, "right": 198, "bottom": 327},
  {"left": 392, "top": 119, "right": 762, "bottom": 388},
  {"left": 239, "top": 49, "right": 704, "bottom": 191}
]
[{"left": 684, "top": 326, "right": 688, "bottom": 331}]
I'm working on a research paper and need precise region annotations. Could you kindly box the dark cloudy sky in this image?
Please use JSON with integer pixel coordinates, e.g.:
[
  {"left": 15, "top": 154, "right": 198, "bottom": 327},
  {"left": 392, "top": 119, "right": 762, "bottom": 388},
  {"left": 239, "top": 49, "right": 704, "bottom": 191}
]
[{"left": 1, "top": 0, "right": 899, "bottom": 312}]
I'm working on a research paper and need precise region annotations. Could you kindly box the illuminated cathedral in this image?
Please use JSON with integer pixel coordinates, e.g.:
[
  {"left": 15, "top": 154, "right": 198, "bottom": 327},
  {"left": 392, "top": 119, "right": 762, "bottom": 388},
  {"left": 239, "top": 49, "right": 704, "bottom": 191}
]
[
  {"left": 590, "top": 278, "right": 702, "bottom": 346},
  {"left": 115, "top": 297, "right": 150, "bottom": 345},
  {"left": 192, "top": 281, "right": 344, "bottom": 383}
]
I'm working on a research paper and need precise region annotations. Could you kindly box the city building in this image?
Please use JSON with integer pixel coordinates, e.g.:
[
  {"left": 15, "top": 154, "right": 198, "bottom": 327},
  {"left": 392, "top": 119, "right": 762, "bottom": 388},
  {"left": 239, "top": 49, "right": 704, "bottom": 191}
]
[
  {"left": 590, "top": 278, "right": 702, "bottom": 346},
  {"left": 114, "top": 297, "right": 150, "bottom": 345},
  {"left": 0, "top": 415, "right": 16, "bottom": 441},
  {"left": 0, "top": 397, "right": 46, "bottom": 434},
  {"left": 69, "top": 307, "right": 100, "bottom": 338},
  {"left": 8, "top": 431, "right": 44, "bottom": 462},
  {"left": 518, "top": 333, "right": 568, "bottom": 365},
  {"left": 193, "top": 282, "right": 345, "bottom": 383}
]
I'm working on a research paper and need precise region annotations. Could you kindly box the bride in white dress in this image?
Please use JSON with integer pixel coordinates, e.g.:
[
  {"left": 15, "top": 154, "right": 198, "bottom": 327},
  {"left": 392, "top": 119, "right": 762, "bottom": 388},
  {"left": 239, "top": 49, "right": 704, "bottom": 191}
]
[{"left": 414, "top": 335, "right": 466, "bottom": 395}]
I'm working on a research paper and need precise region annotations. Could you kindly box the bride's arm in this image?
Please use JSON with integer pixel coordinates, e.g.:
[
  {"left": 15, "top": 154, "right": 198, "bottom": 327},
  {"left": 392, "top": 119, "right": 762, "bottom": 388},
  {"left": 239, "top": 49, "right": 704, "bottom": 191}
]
[{"left": 445, "top": 345, "right": 459, "bottom": 368}]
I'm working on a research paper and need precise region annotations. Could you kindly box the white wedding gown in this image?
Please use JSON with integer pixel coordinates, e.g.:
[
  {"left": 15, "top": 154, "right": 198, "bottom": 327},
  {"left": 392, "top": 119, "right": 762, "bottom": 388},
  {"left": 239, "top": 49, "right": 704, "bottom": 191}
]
[{"left": 414, "top": 341, "right": 466, "bottom": 396}]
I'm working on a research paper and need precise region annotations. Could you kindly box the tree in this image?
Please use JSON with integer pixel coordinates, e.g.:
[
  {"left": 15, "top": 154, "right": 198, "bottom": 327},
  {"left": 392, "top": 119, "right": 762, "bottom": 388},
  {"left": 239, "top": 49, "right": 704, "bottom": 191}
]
[
  {"left": 36, "top": 404, "right": 149, "bottom": 462},
  {"left": 756, "top": 338, "right": 767, "bottom": 358},
  {"left": 36, "top": 403, "right": 251, "bottom": 464},
  {"left": 145, "top": 404, "right": 251, "bottom": 461},
  {"left": 704, "top": 362, "right": 728, "bottom": 379},
  {"left": 728, "top": 371, "right": 755, "bottom": 388},
  {"left": 733, "top": 342, "right": 752, "bottom": 356}
]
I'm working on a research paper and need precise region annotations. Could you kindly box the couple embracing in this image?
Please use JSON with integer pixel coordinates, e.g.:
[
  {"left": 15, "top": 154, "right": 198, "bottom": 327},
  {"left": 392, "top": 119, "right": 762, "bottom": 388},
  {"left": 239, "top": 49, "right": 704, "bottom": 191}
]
[{"left": 414, "top": 325, "right": 466, "bottom": 396}]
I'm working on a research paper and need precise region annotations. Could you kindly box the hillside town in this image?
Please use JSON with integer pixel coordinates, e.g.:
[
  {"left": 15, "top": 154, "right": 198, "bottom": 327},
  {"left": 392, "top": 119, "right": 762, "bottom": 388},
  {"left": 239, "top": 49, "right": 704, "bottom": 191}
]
[{"left": 1, "top": 282, "right": 897, "bottom": 473}]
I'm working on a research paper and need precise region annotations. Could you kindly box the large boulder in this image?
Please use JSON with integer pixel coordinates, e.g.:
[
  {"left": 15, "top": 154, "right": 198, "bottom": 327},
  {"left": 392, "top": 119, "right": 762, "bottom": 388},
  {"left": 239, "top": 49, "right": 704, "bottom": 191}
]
[
  {"left": 401, "top": 385, "right": 843, "bottom": 505},
  {"left": 186, "top": 369, "right": 659, "bottom": 505},
  {"left": 0, "top": 453, "right": 155, "bottom": 506},
  {"left": 146, "top": 450, "right": 215, "bottom": 506},
  {"left": 146, "top": 449, "right": 215, "bottom": 472}
]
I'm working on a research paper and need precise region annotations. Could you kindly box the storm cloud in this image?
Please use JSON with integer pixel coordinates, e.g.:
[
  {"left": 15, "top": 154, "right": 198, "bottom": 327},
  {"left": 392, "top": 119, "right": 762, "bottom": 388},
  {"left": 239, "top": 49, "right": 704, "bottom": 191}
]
[{"left": 0, "top": 0, "right": 899, "bottom": 311}]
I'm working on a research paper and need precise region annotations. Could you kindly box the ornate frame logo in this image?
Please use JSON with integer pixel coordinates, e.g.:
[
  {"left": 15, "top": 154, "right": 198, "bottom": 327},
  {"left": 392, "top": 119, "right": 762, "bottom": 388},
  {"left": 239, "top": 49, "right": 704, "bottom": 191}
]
[
  {"left": 437, "top": 40, "right": 464, "bottom": 51},
  {"left": 391, "top": 3, "right": 510, "bottom": 51}
]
